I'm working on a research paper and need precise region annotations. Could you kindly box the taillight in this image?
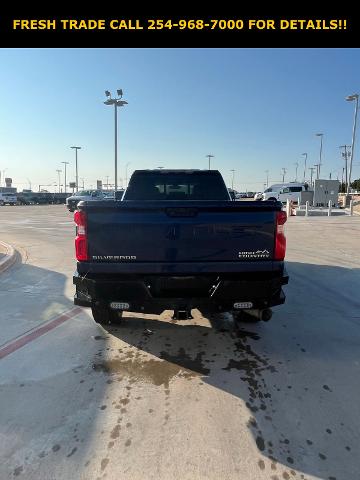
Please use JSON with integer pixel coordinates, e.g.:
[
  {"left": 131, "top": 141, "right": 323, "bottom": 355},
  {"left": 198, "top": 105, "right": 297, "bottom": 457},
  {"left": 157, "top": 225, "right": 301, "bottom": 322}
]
[
  {"left": 274, "top": 210, "right": 287, "bottom": 260},
  {"left": 74, "top": 210, "right": 88, "bottom": 261}
]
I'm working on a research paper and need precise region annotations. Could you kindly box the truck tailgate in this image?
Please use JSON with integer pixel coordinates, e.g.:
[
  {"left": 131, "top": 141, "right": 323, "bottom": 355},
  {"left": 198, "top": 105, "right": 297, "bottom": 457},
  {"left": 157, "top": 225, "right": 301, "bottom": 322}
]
[{"left": 82, "top": 201, "right": 281, "bottom": 264}]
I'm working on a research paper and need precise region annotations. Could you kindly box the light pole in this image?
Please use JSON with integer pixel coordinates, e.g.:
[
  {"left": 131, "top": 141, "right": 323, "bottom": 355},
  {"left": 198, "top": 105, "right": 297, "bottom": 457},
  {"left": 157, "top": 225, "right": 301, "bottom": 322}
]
[
  {"left": 104, "top": 89, "right": 128, "bottom": 192},
  {"left": 308, "top": 167, "right": 316, "bottom": 187},
  {"left": 56, "top": 169, "right": 62, "bottom": 193},
  {"left": 61, "top": 161, "right": 69, "bottom": 194},
  {"left": 230, "top": 169, "right": 235, "bottom": 190},
  {"left": 281, "top": 168, "right": 286, "bottom": 183},
  {"left": 339, "top": 145, "right": 351, "bottom": 193},
  {"left": 346, "top": 93, "right": 359, "bottom": 194},
  {"left": 315, "top": 133, "right": 324, "bottom": 177},
  {"left": 125, "top": 162, "right": 131, "bottom": 189},
  {"left": 294, "top": 162, "right": 299, "bottom": 182},
  {"left": 71, "top": 146, "right": 81, "bottom": 193},
  {"left": 1, "top": 168, "right": 7, "bottom": 187},
  {"left": 265, "top": 170, "right": 269, "bottom": 187},
  {"left": 206, "top": 154, "right": 214, "bottom": 170},
  {"left": 314, "top": 163, "right": 320, "bottom": 180},
  {"left": 302, "top": 153, "right": 307, "bottom": 182}
]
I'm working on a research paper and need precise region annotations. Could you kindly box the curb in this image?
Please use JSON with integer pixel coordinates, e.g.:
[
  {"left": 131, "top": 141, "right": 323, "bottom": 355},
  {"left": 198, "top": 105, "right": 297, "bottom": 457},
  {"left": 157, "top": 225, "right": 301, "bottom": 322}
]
[{"left": 0, "top": 241, "right": 17, "bottom": 274}]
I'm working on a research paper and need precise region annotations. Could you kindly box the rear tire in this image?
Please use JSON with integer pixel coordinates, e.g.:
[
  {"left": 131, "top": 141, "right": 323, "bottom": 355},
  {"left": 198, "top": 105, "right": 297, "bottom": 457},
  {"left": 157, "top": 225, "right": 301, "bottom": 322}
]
[{"left": 91, "top": 306, "right": 123, "bottom": 325}]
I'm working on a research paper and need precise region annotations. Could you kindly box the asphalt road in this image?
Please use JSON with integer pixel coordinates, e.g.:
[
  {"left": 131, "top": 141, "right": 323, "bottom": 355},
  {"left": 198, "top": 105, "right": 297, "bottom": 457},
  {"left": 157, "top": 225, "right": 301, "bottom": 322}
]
[{"left": 0, "top": 205, "right": 360, "bottom": 480}]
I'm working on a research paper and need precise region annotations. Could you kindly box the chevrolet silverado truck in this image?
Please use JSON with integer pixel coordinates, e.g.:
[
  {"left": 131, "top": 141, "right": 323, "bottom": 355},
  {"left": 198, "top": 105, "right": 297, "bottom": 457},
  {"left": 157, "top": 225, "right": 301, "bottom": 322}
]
[{"left": 73, "top": 169, "right": 288, "bottom": 325}]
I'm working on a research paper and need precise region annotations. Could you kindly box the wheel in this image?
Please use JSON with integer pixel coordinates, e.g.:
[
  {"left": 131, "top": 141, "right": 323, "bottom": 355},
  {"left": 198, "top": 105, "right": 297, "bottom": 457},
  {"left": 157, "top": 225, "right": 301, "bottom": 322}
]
[
  {"left": 268, "top": 197, "right": 277, "bottom": 202},
  {"left": 232, "top": 310, "right": 260, "bottom": 323},
  {"left": 91, "top": 306, "right": 123, "bottom": 325}
]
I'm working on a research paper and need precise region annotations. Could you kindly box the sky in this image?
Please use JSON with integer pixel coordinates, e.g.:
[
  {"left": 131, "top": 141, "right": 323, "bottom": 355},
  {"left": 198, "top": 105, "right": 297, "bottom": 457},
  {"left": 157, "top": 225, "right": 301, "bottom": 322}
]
[{"left": 0, "top": 48, "right": 359, "bottom": 193}]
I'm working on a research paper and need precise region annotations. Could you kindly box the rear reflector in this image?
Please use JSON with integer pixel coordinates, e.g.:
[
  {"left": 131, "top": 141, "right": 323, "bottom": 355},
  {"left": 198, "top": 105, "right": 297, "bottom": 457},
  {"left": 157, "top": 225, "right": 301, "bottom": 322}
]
[
  {"left": 274, "top": 210, "right": 287, "bottom": 260},
  {"left": 74, "top": 210, "right": 88, "bottom": 261}
]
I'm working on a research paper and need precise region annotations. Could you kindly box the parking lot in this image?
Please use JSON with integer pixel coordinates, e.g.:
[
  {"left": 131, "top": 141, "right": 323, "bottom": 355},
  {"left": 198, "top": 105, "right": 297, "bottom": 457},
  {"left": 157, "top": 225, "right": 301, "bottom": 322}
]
[{"left": 1, "top": 205, "right": 360, "bottom": 480}]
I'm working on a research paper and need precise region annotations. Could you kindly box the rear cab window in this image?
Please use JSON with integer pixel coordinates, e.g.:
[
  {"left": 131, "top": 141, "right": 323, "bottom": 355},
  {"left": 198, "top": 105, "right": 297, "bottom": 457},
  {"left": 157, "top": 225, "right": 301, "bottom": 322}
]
[{"left": 124, "top": 171, "right": 230, "bottom": 201}]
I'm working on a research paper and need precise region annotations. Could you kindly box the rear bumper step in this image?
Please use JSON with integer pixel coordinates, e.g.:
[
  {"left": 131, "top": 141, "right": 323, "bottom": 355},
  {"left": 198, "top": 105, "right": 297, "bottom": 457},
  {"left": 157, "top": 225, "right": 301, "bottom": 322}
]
[{"left": 73, "top": 270, "right": 288, "bottom": 315}]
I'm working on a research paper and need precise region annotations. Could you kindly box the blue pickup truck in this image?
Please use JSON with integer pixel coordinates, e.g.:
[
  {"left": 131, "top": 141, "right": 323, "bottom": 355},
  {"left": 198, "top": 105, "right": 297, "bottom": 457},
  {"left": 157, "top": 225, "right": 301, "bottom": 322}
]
[{"left": 73, "top": 169, "right": 288, "bottom": 325}]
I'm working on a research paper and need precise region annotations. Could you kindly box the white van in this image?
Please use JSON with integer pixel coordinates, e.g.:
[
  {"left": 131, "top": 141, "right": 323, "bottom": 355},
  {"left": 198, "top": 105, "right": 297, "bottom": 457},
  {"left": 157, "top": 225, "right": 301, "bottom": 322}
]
[
  {"left": 262, "top": 183, "right": 309, "bottom": 203},
  {"left": 0, "top": 192, "right": 18, "bottom": 205}
]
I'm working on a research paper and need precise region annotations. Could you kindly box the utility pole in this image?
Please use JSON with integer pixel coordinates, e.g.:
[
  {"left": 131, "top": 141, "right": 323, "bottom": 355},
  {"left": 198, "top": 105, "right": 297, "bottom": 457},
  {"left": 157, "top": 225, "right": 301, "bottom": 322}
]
[
  {"left": 281, "top": 168, "right": 287, "bottom": 183},
  {"left": 339, "top": 145, "right": 351, "bottom": 194},
  {"left": 206, "top": 154, "right": 214, "bottom": 170},
  {"left": 308, "top": 167, "right": 316, "bottom": 187},
  {"left": 61, "top": 161, "right": 69, "bottom": 194},
  {"left": 230, "top": 169, "right": 235, "bottom": 190},
  {"left": 294, "top": 162, "right": 299, "bottom": 182}
]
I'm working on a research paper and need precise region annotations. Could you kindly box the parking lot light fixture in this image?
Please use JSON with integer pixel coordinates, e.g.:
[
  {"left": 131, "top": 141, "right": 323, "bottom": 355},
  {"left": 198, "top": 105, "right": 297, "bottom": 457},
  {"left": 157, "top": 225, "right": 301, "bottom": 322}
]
[
  {"left": 71, "top": 146, "right": 81, "bottom": 193},
  {"left": 346, "top": 93, "right": 359, "bottom": 194},
  {"left": 104, "top": 89, "right": 128, "bottom": 192}
]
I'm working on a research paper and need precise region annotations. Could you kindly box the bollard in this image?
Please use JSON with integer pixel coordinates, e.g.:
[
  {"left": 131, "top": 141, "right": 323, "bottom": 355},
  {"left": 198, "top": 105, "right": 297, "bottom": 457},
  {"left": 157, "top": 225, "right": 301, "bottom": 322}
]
[
  {"left": 286, "top": 199, "right": 291, "bottom": 217},
  {"left": 305, "top": 201, "right": 309, "bottom": 216},
  {"left": 328, "top": 200, "right": 332, "bottom": 216},
  {"left": 350, "top": 199, "right": 354, "bottom": 216}
]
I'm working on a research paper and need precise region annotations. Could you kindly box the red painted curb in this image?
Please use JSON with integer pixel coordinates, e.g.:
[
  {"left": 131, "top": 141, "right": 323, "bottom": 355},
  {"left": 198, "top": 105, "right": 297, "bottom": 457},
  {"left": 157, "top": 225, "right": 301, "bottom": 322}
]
[{"left": 0, "top": 307, "right": 83, "bottom": 360}]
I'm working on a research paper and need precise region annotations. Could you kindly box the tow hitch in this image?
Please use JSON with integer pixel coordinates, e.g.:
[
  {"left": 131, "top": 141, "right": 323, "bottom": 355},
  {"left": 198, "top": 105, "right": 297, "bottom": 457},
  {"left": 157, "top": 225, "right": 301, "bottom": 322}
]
[{"left": 172, "top": 309, "right": 194, "bottom": 320}]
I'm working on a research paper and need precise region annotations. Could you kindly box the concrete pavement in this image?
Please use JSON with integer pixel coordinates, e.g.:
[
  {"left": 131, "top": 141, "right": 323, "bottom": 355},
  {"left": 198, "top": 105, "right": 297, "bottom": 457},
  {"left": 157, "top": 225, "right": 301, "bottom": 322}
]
[{"left": 0, "top": 205, "right": 360, "bottom": 480}]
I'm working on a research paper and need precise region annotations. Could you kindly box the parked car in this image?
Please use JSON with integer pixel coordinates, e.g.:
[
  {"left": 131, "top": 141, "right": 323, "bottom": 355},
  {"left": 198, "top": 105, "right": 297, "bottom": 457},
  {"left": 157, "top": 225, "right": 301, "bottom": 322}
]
[
  {"left": 0, "top": 193, "right": 17, "bottom": 205},
  {"left": 246, "top": 192, "right": 255, "bottom": 198},
  {"left": 66, "top": 190, "right": 107, "bottom": 212},
  {"left": 73, "top": 169, "right": 289, "bottom": 326}
]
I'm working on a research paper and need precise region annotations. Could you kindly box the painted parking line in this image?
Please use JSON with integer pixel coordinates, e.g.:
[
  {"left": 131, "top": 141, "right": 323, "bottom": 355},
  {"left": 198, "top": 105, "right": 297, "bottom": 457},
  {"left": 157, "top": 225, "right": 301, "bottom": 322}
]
[{"left": 0, "top": 307, "right": 83, "bottom": 360}]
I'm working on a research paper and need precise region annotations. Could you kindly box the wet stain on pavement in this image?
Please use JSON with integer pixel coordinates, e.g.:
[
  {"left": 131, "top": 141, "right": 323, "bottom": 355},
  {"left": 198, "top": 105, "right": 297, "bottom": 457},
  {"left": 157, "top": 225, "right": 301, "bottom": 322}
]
[
  {"left": 66, "top": 447, "right": 77, "bottom": 457},
  {"left": 93, "top": 347, "right": 209, "bottom": 388},
  {"left": 13, "top": 466, "right": 23, "bottom": 476},
  {"left": 100, "top": 458, "right": 109, "bottom": 471}
]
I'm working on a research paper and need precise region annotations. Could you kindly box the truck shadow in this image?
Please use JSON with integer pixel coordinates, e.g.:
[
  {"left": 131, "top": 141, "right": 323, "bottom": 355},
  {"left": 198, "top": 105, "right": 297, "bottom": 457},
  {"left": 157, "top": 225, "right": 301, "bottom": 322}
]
[{"left": 103, "top": 260, "right": 360, "bottom": 480}]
